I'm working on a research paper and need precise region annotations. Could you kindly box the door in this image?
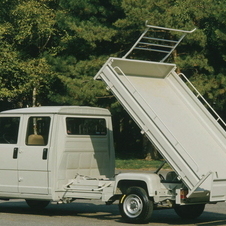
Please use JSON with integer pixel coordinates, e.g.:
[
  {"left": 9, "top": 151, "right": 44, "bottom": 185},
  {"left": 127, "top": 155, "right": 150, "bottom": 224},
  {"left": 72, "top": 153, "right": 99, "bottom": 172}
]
[
  {"left": 0, "top": 116, "right": 20, "bottom": 192},
  {"left": 18, "top": 116, "right": 51, "bottom": 194}
]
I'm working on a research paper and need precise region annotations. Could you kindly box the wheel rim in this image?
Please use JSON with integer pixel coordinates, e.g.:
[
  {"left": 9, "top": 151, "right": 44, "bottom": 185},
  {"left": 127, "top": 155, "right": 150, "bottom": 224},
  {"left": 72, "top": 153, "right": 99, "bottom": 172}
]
[{"left": 123, "top": 194, "right": 143, "bottom": 218}]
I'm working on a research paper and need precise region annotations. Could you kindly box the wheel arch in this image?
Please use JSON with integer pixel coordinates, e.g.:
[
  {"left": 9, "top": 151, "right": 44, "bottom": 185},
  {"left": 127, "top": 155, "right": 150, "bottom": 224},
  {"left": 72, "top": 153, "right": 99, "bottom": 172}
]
[
  {"left": 116, "top": 179, "right": 149, "bottom": 195},
  {"left": 114, "top": 173, "right": 160, "bottom": 197}
]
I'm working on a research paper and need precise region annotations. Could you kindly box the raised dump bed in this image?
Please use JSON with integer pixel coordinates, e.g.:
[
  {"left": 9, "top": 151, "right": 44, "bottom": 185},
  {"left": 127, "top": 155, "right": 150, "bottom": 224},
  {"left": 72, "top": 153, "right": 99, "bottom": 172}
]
[{"left": 94, "top": 57, "right": 226, "bottom": 201}]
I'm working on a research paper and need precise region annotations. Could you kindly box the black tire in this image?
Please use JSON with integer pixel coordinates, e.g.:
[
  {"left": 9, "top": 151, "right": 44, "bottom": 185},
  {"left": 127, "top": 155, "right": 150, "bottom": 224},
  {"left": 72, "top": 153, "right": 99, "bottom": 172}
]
[
  {"left": 26, "top": 200, "right": 50, "bottom": 210},
  {"left": 119, "top": 186, "right": 153, "bottom": 224},
  {"left": 174, "top": 204, "right": 205, "bottom": 219}
]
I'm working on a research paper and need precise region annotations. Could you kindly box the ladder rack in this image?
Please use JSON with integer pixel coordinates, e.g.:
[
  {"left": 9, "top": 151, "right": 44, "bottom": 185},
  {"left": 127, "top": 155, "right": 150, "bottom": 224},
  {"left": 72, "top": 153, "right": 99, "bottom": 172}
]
[{"left": 123, "top": 21, "right": 196, "bottom": 62}]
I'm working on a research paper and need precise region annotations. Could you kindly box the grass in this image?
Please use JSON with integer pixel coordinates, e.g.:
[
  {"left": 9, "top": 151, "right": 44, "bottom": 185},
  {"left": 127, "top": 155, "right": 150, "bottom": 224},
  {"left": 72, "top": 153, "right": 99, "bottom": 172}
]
[{"left": 115, "top": 158, "right": 171, "bottom": 170}]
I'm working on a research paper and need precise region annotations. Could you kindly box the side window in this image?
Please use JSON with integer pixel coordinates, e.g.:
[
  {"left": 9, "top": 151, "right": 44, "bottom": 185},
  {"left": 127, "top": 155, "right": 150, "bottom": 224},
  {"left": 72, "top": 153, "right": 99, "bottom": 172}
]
[
  {"left": 66, "top": 118, "right": 107, "bottom": 135},
  {"left": 26, "top": 117, "right": 51, "bottom": 146},
  {"left": 0, "top": 117, "right": 20, "bottom": 144}
]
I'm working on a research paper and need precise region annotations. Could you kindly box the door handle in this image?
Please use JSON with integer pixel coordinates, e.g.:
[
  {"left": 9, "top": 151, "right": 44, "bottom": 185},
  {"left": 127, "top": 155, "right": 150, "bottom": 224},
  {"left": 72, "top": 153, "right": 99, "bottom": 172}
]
[
  {"left": 42, "top": 148, "right": 48, "bottom": 160},
  {"left": 13, "top": 147, "right": 19, "bottom": 159}
]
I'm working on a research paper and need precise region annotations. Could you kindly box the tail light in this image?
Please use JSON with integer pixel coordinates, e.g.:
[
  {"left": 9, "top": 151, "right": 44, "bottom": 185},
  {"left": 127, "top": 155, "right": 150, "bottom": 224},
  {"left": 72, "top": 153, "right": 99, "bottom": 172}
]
[{"left": 180, "top": 189, "right": 188, "bottom": 201}]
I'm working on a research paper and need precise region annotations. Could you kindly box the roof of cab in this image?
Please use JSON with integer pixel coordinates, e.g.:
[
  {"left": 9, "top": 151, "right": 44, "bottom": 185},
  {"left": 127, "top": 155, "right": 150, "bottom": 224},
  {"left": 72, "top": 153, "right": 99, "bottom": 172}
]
[{"left": 0, "top": 106, "right": 111, "bottom": 116}]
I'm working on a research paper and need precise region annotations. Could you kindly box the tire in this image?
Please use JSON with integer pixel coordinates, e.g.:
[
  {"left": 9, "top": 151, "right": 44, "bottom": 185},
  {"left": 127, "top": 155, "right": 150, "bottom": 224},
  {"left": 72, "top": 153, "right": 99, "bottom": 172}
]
[
  {"left": 26, "top": 200, "right": 50, "bottom": 210},
  {"left": 174, "top": 204, "right": 205, "bottom": 219},
  {"left": 119, "top": 186, "right": 153, "bottom": 224}
]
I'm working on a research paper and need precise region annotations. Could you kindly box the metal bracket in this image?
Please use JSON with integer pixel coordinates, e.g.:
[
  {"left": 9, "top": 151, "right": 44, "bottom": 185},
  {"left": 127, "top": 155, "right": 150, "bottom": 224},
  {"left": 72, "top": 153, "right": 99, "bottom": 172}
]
[{"left": 187, "top": 171, "right": 213, "bottom": 198}]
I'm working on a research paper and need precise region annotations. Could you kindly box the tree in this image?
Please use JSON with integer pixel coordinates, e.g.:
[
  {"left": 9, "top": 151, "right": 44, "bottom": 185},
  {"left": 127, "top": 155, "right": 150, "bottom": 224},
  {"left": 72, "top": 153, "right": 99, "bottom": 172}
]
[
  {"left": 0, "top": 0, "right": 225, "bottom": 159},
  {"left": 0, "top": 0, "right": 59, "bottom": 108},
  {"left": 46, "top": 0, "right": 123, "bottom": 107}
]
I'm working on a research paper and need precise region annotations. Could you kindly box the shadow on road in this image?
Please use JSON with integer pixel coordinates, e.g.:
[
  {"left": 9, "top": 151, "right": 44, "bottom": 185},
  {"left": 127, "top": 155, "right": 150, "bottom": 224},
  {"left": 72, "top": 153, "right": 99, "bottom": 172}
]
[
  {"left": 0, "top": 200, "right": 226, "bottom": 225},
  {"left": 151, "top": 208, "right": 226, "bottom": 225}
]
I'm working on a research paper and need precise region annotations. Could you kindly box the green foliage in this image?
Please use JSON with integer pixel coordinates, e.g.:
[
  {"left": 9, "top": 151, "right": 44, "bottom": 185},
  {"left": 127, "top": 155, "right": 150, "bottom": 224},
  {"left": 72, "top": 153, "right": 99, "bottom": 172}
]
[
  {"left": 0, "top": 0, "right": 226, "bottom": 157},
  {"left": 0, "top": 40, "right": 25, "bottom": 102},
  {"left": 1, "top": 0, "right": 225, "bottom": 111},
  {"left": 12, "top": 0, "right": 56, "bottom": 47}
]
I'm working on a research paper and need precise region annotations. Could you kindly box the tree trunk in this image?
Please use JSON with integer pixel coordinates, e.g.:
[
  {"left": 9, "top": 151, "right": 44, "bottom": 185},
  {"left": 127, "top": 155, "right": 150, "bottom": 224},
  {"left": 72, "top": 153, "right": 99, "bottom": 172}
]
[{"left": 32, "top": 87, "right": 37, "bottom": 107}]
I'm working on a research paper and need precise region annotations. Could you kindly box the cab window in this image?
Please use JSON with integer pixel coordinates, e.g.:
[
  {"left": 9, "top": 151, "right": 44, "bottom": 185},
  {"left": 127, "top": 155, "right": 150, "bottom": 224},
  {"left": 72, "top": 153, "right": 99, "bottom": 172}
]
[
  {"left": 0, "top": 117, "right": 20, "bottom": 144},
  {"left": 66, "top": 118, "right": 107, "bottom": 135},
  {"left": 26, "top": 117, "right": 51, "bottom": 145}
]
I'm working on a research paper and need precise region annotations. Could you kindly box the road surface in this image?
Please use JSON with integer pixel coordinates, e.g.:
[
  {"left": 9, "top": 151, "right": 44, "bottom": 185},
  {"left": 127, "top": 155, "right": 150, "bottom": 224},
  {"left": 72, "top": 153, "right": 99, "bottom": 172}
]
[{"left": 0, "top": 199, "right": 226, "bottom": 226}]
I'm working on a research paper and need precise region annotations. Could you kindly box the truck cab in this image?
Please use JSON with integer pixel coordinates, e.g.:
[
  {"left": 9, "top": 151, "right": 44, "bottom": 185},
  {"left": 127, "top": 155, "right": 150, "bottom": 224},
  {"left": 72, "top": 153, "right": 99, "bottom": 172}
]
[{"left": 0, "top": 106, "right": 115, "bottom": 200}]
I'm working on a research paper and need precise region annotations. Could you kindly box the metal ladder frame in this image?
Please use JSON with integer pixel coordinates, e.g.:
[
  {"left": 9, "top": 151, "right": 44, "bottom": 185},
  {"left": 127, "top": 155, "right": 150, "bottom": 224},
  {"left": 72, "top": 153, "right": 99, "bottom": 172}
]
[{"left": 123, "top": 21, "right": 196, "bottom": 62}]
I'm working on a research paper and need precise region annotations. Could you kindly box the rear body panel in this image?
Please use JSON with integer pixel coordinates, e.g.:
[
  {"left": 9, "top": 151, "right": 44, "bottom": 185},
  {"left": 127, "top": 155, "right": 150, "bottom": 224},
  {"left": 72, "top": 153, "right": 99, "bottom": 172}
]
[{"left": 95, "top": 57, "right": 226, "bottom": 201}]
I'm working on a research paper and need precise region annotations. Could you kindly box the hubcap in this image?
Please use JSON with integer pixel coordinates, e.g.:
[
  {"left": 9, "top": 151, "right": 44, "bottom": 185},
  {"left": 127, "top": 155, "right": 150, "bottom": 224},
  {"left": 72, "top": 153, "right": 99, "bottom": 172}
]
[{"left": 123, "top": 194, "right": 143, "bottom": 218}]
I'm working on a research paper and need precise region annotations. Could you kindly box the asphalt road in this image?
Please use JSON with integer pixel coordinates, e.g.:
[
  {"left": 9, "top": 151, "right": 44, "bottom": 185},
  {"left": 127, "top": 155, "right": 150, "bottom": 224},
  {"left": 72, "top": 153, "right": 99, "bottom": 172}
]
[{"left": 0, "top": 199, "right": 226, "bottom": 226}]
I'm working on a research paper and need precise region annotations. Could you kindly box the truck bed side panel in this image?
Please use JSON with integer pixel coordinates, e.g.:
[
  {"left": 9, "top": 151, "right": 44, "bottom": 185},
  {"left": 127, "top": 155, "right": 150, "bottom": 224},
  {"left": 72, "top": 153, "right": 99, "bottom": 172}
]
[{"left": 95, "top": 57, "right": 226, "bottom": 194}]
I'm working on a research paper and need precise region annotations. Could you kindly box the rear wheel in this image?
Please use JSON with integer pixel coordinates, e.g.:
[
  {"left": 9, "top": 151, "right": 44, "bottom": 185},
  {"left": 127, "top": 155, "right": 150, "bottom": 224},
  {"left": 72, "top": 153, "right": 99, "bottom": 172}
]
[
  {"left": 26, "top": 200, "right": 50, "bottom": 210},
  {"left": 119, "top": 186, "right": 153, "bottom": 224},
  {"left": 174, "top": 204, "right": 205, "bottom": 219}
]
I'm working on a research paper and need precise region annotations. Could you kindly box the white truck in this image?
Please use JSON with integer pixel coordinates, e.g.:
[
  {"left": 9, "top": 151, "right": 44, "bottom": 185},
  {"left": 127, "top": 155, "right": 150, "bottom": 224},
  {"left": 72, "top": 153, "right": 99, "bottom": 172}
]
[{"left": 0, "top": 24, "right": 226, "bottom": 224}]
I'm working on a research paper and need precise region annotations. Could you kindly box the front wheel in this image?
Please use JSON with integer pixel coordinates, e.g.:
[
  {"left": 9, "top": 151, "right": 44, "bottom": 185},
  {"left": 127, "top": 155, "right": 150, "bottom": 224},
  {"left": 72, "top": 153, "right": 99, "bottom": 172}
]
[
  {"left": 119, "top": 186, "right": 153, "bottom": 224},
  {"left": 174, "top": 204, "right": 205, "bottom": 219}
]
